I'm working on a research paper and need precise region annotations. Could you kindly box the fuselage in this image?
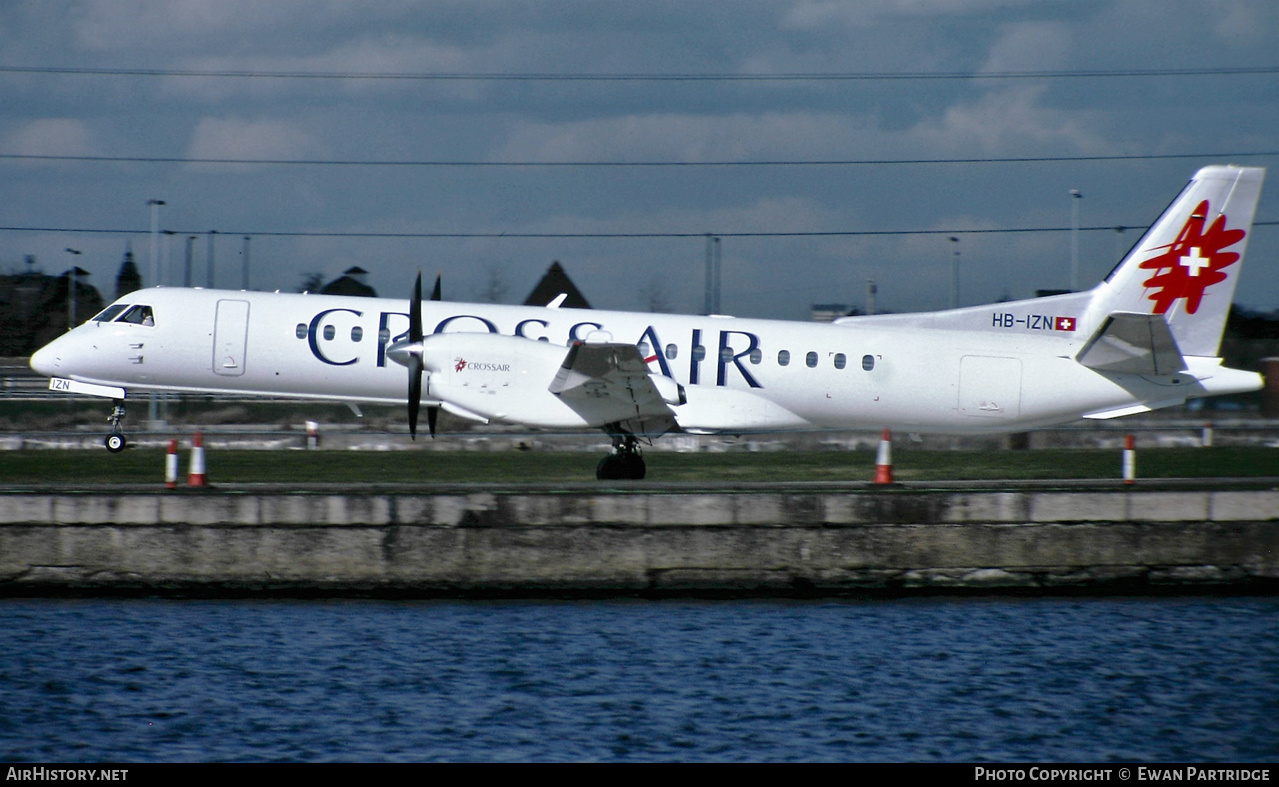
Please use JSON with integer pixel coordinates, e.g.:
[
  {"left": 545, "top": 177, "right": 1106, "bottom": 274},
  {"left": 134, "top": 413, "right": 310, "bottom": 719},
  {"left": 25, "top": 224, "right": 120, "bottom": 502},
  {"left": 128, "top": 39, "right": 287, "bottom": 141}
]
[{"left": 28, "top": 285, "right": 1246, "bottom": 435}]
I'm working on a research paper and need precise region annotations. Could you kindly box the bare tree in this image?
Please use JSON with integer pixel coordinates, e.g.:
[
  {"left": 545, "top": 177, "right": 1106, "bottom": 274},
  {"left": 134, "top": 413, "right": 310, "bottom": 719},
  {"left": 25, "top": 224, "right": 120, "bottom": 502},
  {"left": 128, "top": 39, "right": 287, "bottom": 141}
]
[
  {"left": 639, "top": 275, "right": 672, "bottom": 313},
  {"left": 297, "top": 271, "right": 326, "bottom": 293},
  {"left": 477, "top": 263, "right": 509, "bottom": 303}
]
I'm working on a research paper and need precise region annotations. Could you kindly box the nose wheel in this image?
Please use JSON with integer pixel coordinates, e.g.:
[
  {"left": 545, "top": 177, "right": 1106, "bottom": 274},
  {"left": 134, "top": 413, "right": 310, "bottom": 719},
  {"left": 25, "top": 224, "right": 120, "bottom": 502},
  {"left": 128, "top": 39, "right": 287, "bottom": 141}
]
[{"left": 105, "top": 401, "right": 128, "bottom": 453}]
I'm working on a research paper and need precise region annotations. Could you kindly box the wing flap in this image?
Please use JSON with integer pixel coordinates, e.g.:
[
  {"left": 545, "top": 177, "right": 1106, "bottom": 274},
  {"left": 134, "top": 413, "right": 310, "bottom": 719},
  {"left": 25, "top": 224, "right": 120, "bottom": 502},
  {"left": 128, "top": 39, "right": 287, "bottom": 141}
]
[{"left": 549, "top": 342, "right": 679, "bottom": 437}]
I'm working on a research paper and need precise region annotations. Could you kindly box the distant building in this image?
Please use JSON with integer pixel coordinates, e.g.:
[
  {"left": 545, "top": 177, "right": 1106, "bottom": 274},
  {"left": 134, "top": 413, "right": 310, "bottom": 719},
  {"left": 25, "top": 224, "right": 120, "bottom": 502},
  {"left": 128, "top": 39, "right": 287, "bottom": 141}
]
[
  {"left": 320, "top": 266, "right": 378, "bottom": 298},
  {"left": 524, "top": 261, "right": 591, "bottom": 308},
  {"left": 811, "top": 303, "right": 853, "bottom": 322},
  {"left": 0, "top": 263, "right": 103, "bottom": 356}
]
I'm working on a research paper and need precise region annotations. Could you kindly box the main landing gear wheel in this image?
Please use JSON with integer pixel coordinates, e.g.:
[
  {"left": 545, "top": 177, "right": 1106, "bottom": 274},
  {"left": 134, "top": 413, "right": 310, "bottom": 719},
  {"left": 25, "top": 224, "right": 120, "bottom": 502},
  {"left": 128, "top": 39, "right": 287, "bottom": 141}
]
[
  {"left": 596, "top": 435, "right": 646, "bottom": 480},
  {"left": 104, "top": 400, "right": 128, "bottom": 453}
]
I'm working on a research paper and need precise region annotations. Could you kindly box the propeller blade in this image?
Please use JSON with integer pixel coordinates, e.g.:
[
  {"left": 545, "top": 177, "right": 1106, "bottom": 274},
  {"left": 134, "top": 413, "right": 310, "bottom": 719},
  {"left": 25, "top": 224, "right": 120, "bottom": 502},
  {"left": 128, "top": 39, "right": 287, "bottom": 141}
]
[
  {"left": 430, "top": 272, "right": 442, "bottom": 302},
  {"left": 427, "top": 405, "right": 438, "bottom": 439},
  {"left": 408, "top": 272, "right": 424, "bottom": 439},
  {"left": 408, "top": 356, "right": 423, "bottom": 439},
  {"left": 410, "top": 272, "right": 424, "bottom": 343}
]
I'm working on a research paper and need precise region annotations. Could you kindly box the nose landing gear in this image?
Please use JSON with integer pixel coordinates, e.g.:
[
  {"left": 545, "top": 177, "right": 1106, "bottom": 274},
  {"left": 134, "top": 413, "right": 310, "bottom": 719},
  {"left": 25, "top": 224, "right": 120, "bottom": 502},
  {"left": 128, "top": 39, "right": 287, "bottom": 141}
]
[{"left": 105, "top": 400, "right": 128, "bottom": 453}]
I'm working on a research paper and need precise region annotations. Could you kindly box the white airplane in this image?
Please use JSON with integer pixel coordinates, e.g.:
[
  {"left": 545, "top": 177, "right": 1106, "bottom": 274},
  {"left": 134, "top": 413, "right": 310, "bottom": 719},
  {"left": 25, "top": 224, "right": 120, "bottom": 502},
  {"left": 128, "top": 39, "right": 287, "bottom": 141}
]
[{"left": 29, "top": 165, "right": 1266, "bottom": 479}]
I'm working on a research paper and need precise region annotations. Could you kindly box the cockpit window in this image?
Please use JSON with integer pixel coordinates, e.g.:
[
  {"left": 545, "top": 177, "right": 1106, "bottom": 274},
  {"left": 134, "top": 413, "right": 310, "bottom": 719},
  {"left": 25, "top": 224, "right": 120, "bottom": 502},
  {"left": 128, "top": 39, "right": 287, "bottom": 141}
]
[
  {"left": 93, "top": 304, "right": 129, "bottom": 323},
  {"left": 117, "top": 305, "right": 155, "bottom": 326}
]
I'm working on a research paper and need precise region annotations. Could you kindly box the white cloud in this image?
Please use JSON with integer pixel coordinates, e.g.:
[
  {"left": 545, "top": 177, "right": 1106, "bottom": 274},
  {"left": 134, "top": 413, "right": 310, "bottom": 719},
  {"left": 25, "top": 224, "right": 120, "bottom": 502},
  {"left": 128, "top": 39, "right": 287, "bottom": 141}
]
[
  {"left": 492, "top": 111, "right": 883, "bottom": 163},
  {"left": 163, "top": 34, "right": 478, "bottom": 102},
  {"left": 537, "top": 195, "right": 842, "bottom": 236},
  {"left": 1207, "top": 0, "right": 1279, "bottom": 43},
  {"left": 493, "top": 86, "right": 1114, "bottom": 167},
  {"left": 71, "top": 0, "right": 389, "bottom": 51},
  {"left": 907, "top": 87, "right": 1113, "bottom": 156},
  {"left": 185, "top": 117, "right": 324, "bottom": 167},
  {"left": 783, "top": 0, "right": 1037, "bottom": 29},
  {"left": 5, "top": 118, "right": 96, "bottom": 157},
  {"left": 979, "top": 22, "right": 1073, "bottom": 73}
]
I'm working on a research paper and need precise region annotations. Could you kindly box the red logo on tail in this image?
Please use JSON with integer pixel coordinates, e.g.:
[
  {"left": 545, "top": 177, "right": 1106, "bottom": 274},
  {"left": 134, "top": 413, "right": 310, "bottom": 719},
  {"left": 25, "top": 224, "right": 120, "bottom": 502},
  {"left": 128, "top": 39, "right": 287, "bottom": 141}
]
[{"left": 1138, "top": 200, "right": 1245, "bottom": 314}]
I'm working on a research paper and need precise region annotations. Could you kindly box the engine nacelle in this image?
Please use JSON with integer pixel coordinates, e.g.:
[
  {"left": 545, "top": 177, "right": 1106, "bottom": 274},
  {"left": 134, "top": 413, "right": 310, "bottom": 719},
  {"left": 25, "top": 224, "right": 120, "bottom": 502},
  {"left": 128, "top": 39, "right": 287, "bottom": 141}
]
[
  {"left": 651, "top": 373, "right": 686, "bottom": 406},
  {"left": 418, "top": 333, "right": 591, "bottom": 428}
]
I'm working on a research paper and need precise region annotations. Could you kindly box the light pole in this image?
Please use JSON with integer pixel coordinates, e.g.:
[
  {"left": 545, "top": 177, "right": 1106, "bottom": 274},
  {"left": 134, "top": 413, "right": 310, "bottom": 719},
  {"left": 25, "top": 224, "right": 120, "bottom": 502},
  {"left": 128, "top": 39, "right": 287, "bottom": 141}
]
[
  {"left": 207, "top": 230, "right": 217, "bottom": 288},
  {"left": 713, "top": 237, "right": 721, "bottom": 314},
  {"left": 704, "top": 234, "right": 721, "bottom": 314},
  {"left": 146, "top": 199, "right": 165, "bottom": 429},
  {"left": 184, "top": 236, "right": 197, "bottom": 287},
  {"left": 242, "top": 236, "right": 251, "bottom": 290},
  {"left": 949, "top": 236, "right": 960, "bottom": 309},
  {"left": 1069, "top": 189, "right": 1082, "bottom": 291},
  {"left": 65, "top": 248, "right": 81, "bottom": 330},
  {"left": 147, "top": 199, "right": 165, "bottom": 288},
  {"left": 162, "top": 230, "right": 175, "bottom": 285}
]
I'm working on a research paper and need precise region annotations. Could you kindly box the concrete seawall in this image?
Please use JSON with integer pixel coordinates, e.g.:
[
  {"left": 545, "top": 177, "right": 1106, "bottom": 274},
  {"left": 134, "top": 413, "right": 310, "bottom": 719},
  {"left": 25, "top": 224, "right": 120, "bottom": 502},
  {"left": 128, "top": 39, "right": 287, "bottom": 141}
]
[{"left": 2, "top": 486, "right": 1277, "bottom": 596}]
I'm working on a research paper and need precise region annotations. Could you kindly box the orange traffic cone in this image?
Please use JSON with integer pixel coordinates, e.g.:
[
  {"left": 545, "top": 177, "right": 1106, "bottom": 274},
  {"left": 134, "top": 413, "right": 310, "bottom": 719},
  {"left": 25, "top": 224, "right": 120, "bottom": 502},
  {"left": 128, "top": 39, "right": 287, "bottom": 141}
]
[
  {"left": 165, "top": 439, "right": 179, "bottom": 490},
  {"left": 188, "top": 431, "right": 207, "bottom": 487},
  {"left": 873, "top": 428, "right": 894, "bottom": 484}
]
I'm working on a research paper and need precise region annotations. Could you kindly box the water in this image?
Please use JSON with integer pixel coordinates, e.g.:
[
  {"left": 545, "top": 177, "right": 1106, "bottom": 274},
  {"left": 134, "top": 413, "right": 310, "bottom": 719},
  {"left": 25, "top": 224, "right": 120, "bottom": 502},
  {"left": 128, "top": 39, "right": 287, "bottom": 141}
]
[{"left": 1, "top": 597, "right": 1276, "bottom": 762}]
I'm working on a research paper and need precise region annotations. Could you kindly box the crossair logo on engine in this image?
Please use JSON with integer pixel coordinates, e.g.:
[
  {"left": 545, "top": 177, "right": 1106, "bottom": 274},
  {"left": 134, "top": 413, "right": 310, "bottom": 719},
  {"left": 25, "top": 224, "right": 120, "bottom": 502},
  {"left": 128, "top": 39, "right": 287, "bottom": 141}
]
[{"left": 455, "top": 358, "right": 511, "bottom": 373}]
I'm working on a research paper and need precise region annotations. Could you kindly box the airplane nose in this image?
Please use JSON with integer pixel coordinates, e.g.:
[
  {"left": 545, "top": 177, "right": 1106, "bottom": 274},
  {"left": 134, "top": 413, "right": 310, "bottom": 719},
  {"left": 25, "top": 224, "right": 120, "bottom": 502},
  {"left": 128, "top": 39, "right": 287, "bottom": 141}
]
[{"left": 29, "top": 339, "right": 62, "bottom": 376}]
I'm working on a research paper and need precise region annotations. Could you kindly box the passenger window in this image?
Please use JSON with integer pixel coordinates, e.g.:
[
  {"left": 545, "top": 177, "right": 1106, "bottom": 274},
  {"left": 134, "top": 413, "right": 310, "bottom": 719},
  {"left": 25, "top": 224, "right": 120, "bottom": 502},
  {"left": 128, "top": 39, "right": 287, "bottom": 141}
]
[
  {"left": 862, "top": 354, "right": 876, "bottom": 371},
  {"left": 692, "top": 345, "right": 706, "bottom": 362},
  {"left": 805, "top": 351, "right": 818, "bottom": 368},
  {"left": 834, "top": 353, "right": 847, "bottom": 369},
  {"left": 778, "top": 350, "right": 790, "bottom": 366},
  {"left": 719, "top": 347, "right": 734, "bottom": 363},
  {"left": 351, "top": 326, "right": 363, "bottom": 342},
  {"left": 117, "top": 305, "right": 154, "bottom": 326},
  {"left": 94, "top": 305, "right": 129, "bottom": 323},
  {"left": 749, "top": 348, "right": 762, "bottom": 365},
  {"left": 665, "top": 344, "right": 678, "bottom": 360},
  {"left": 637, "top": 341, "right": 651, "bottom": 358},
  {"left": 323, "top": 325, "right": 335, "bottom": 341},
  {"left": 296, "top": 323, "right": 308, "bottom": 339}
]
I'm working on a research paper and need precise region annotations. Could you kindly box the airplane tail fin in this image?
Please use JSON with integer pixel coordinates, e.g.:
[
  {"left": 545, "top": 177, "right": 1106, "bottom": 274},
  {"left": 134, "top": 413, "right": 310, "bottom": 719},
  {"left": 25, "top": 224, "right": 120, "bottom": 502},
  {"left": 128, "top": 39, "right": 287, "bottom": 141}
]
[{"left": 1081, "top": 165, "right": 1265, "bottom": 359}]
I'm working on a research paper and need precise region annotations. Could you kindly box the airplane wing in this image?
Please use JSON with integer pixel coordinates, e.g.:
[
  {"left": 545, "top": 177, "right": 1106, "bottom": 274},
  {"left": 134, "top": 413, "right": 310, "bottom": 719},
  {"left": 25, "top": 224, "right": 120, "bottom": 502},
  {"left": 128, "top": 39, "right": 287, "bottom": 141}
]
[
  {"left": 1075, "top": 312, "right": 1188, "bottom": 375},
  {"left": 548, "top": 342, "right": 680, "bottom": 438}
]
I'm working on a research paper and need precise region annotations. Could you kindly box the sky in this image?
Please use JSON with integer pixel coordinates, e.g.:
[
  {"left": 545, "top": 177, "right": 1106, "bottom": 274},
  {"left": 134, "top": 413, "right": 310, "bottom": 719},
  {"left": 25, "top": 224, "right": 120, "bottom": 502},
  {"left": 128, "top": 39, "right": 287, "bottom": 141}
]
[{"left": 2, "top": 0, "right": 1278, "bottom": 321}]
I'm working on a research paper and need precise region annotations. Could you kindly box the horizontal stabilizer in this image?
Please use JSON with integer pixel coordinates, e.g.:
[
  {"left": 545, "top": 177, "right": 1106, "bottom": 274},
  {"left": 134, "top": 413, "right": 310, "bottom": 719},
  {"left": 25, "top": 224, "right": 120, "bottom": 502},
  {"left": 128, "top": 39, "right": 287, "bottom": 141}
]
[{"left": 1076, "top": 312, "right": 1187, "bottom": 375}]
